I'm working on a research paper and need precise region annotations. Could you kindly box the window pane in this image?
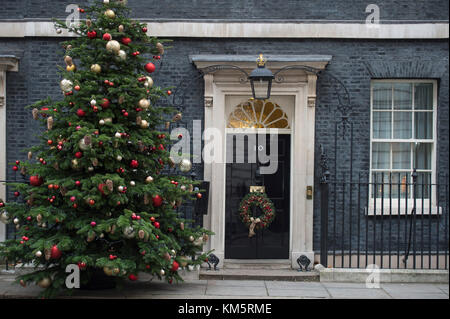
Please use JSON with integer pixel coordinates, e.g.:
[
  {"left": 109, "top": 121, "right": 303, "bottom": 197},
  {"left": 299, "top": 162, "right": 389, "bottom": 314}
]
[
  {"left": 372, "top": 172, "right": 391, "bottom": 198},
  {"left": 414, "top": 83, "right": 433, "bottom": 110},
  {"left": 373, "top": 83, "right": 392, "bottom": 110},
  {"left": 415, "top": 143, "right": 432, "bottom": 170},
  {"left": 390, "top": 172, "right": 410, "bottom": 199},
  {"left": 394, "top": 83, "right": 412, "bottom": 110},
  {"left": 392, "top": 143, "right": 411, "bottom": 169},
  {"left": 415, "top": 112, "right": 433, "bottom": 139},
  {"left": 393, "top": 112, "right": 412, "bottom": 139},
  {"left": 372, "top": 142, "right": 390, "bottom": 169},
  {"left": 372, "top": 111, "right": 391, "bottom": 139},
  {"left": 416, "top": 172, "right": 431, "bottom": 199}
]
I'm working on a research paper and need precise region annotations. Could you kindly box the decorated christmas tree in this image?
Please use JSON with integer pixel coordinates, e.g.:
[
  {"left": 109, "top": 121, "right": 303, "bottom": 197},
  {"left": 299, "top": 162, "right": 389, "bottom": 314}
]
[{"left": 0, "top": 0, "right": 211, "bottom": 298}]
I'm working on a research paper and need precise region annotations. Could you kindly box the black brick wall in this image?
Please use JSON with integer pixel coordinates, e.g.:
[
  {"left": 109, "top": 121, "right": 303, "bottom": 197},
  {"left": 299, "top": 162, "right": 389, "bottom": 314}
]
[
  {"left": 1, "top": 35, "right": 448, "bottom": 250},
  {"left": 0, "top": 0, "right": 448, "bottom": 21}
]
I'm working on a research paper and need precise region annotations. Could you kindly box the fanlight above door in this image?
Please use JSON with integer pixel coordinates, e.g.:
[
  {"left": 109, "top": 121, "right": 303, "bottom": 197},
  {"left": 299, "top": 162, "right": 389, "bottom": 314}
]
[{"left": 227, "top": 99, "right": 290, "bottom": 129}]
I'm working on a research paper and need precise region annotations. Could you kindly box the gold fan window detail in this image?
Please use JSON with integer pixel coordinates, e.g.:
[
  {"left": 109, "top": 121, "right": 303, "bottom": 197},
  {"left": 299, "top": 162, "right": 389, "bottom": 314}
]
[{"left": 227, "top": 99, "right": 290, "bottom": 129}]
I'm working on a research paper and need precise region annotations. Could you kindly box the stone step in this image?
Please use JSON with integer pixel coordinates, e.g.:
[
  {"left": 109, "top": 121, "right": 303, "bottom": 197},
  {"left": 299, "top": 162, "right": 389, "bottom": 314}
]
[
  {"left": 224, "top": 259, "right": 292, "bottom": 270},
  {"left": 199, "top": 268, "right": 320, "bottom": 281}
]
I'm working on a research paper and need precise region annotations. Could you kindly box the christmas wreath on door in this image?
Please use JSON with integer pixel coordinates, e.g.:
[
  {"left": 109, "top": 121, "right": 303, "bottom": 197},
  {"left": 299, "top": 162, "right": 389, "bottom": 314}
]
[{"left": 238, "top": 192, "right": 276, "bottom": 237}]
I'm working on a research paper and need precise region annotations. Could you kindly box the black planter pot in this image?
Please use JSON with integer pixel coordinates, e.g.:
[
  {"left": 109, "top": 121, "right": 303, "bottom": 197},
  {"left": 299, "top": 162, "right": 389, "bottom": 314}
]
[{"left": 80, "top": 268, "right": 116, "bottom": 290}]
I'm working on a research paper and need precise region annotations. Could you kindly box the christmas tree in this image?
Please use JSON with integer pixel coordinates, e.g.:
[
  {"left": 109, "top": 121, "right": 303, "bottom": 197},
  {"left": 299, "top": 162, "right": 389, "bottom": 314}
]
[{"left": 0, "top": 0, "right": 212, "bottom": 298}]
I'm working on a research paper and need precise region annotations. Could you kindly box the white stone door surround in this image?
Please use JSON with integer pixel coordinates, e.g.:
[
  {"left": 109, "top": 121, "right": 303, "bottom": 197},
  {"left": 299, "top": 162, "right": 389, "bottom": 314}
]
[
  {"left": 0, "top": 56, "right": 19, "bottom": 242},
  {"left": 191, "top": 55, "right": 330, "bottom": 268}
]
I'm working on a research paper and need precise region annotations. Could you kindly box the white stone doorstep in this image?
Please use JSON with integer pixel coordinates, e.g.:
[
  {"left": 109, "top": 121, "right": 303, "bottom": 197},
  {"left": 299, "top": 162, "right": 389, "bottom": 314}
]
[{"left": 318, "top": 267, "right": 449, "bottom": 284}]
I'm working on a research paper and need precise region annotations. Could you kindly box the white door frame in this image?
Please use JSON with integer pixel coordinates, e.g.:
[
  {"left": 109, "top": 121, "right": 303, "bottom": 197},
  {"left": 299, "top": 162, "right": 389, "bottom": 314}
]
[
  {"left": 0, "top": 56, "right": 19, "bottom": 242},
  {"left": 193, "top": 55, "right": 329, "bottom": 267}
]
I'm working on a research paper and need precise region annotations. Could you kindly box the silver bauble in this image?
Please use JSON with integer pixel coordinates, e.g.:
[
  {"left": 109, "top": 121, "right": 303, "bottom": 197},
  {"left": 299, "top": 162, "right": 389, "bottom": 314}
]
[
  {"left": 179, "top": 158, "right": 192, "bottom": 173},
  {"left": 123, "top": 226, "right": 135, "bottom": 239},
  {"left": 59, "top": 79, "right": 73, "bottom": 93},
  {"left": 78, "top": 138, "right": 91, "bottom": 151}
]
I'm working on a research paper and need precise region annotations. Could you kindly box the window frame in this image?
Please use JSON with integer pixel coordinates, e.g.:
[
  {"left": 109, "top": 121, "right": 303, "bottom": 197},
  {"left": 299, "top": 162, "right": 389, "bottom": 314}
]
[{"left": 369, "top": 79, "right": 438, "bottom": 215}]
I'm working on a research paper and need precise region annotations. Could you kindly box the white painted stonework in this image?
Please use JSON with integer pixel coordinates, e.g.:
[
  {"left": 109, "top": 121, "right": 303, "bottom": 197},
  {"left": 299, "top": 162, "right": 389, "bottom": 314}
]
[
  {"left": 0, "top": 21, "right": 448, "bottom": 39},
  {"left": 0, "top": 56, "right": 19, "bottom": 242},
  {"left": 193, "top": 55, "right": 329, "bottom": 268}
]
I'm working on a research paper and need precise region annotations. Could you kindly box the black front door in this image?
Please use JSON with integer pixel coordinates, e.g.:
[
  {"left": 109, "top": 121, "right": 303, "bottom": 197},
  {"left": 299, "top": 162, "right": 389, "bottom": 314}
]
[{"left": 225, "top": 133, "right": 290, "bottom": 259}]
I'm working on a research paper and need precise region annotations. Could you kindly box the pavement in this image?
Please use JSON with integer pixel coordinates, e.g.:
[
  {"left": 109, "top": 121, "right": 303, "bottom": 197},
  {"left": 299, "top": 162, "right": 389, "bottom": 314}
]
[{"left": 0, "top": 273, "right": 448, "bottom": 299}]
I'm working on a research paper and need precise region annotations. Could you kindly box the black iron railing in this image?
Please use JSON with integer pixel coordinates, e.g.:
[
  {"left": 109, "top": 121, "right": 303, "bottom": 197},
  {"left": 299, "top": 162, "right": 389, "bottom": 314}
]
[{"left": 320, "top": 169, "right": 449, "bottom": 269}]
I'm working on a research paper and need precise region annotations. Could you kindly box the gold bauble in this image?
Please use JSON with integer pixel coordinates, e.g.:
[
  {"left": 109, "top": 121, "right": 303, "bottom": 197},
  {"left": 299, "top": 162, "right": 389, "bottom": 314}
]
[
  {"left": 103, "top": 267, "right": 114, "bottom": 276},
  {"left": 66, "top": 64, "right": 76, "bottom": 72},
  {"left": 179, "top": 256, "right": 189, "bottom": 267},
  {"left": 106, "top": 40, "right": 121, "bottom": 54},
  {"left": 189, "top": 235, "right": 194, "bottom": 242},
  {"left": 156, "top": 42, "right": 164, "bottom": 55},
  {"left": 138, "top": 229, "right": 145, "bottom": 239},
  {"left": 138, "top": 98, "right": 150, "bottom": 110},
  {"left": 90, "top": 64, "right": 101, "bottom": 73},
  {"left": 104, "top": 9, "right": 115, "bottom": 18},
  {"left": 113, "top": 268, "right": 120, "bottom": 275},
  {"left": 144, "top": 76, "right": 153, "bottom": 88},
  {"left": 71, "top": 159, "right": 79, "bottom": 168},
  {"left": 37, "top": 277, "right": 52, "bottom": 288},
  {"left": 140, "top": 120, "right": 149, "bottom": 129},
  {"left": 0, "top": 211, "right": 9, "bottom": 224},
  {"left": 118, "top": 25, "right": 124, "bottom": 32}
]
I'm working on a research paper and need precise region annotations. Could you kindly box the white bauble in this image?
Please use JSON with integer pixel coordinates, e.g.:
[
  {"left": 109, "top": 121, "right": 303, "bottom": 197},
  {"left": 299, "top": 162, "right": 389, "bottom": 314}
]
[
  {"left": 59, "top": 79, "right": 73, "bottom": 93},
  {"left": 88, "top": 167, "right": 94, "bottom": 172},
  {"left": 115, "top": 132, "right": 122, "bottom": 138},
  {"left": 116, "top": 155, "right": 123, "bottom": 161},
  {"left": 90, "top": 99, "right": 97, "bottom": 106},
  {"left": 118, "top": 186, "right": 124, "bottom": 192},
  {"left": 78, "top": 138, "right": 91, "bottom": 151},
  {"left": 118, "top": 50, "right": 127, "bottom": 60},
  {"left": 179, "top": 158, "right": 192, "bottom": 173},
  {"left": 103, "top": 0, "right": 110, "bottom": 3},
  {"left": 160, "top": 269, "right": 165, "bottom": 276},
  {"left": 13, "top": 218, "right": 19, "bottom": 224},
  {"left": 35, "top": 251, "right": 42, "bottom": 258},
  {"left": 130, "top": 181, "right": 136, "bottom": 186},
  {"left": 145, "top": 76, "right": 153, "bottom": 88},
  {"left": 99, "top": 119, "right": 105, "bottom": 125}
]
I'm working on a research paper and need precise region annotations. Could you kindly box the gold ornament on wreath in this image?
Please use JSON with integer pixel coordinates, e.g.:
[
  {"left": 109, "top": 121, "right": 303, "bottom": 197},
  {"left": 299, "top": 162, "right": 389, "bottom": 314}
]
[{"left": 238, "top": 192, "right": 276, "bottom": 238}]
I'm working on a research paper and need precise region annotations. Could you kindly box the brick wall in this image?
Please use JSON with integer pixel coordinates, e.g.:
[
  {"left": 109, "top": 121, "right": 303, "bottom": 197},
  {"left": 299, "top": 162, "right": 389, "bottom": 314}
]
[{"left": 0, "top": 0, "right": 448, "bottom": 21}]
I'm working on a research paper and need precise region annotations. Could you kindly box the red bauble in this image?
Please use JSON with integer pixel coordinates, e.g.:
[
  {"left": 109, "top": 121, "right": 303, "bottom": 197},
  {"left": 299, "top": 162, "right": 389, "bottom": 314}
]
[
  {"left": 128, "top": 274, "right": 138, "bottom": 281},
  {"left": 144, "top": 62, "right": 155, "bottom": 73},
  {"left": 14, "top": 191, "right": 20, "bottom": 197},
  {"left": 152, "top": 195, "right": 163, "bottom": 207},
  {"left": 121, "top": 37, "right": 132, "bottom": 45},
  {"left": 50, "top": 245, "right": 62, "bottom": 259},
  {"left": 87, "top": 30, "right": 97, "bottom": 39},
  {"left": 98, "top": 183, "right": 106, "bottom": 195},
  {"left": 102, "top": 33, "right": 111, "bottom": 41},
  {"left": 76, "top": 109, "right": 86, "bottom": 117},
  {"left": 130, "top": 160, "right": 139, "bottom": 168},
  {"left": 74, "top": 85, "right": 81, "bottom": 91},
  {"left": 100, "top": 98, "right": 110, "bottom": 109},
  {"left": 12, "top": 165, "right": 18, "bottom": 171},
  {"left": 142, "top": 27, "right": 147, "bottom": 33},
  {"left": 29, "top": 175, "right": 43, "bottom": 186},
  {"left": 75, "top": 181, "right": 81, "bottom": 187},
  {"left": 75, "top": 151, "right": 83, "bottom": 158},
  {"left": 171, "top": 261, "right": 179, "bottom": 272},
  {"left": 197, "top": 193, "right": 202, "bottom": 199},
  {"left": 154, "top": 221, "right": 160, "bottom": 229}
]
